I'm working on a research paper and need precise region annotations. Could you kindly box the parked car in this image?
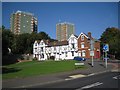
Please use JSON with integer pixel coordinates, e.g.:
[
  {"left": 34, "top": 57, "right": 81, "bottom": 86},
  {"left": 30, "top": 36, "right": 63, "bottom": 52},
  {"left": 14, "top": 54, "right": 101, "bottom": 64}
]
[
  {"left": 103, "top": 57, "right": 110, "bottom": 60},
  {"left": 73, "top": 56, "right": 86, "bottom": 61}
]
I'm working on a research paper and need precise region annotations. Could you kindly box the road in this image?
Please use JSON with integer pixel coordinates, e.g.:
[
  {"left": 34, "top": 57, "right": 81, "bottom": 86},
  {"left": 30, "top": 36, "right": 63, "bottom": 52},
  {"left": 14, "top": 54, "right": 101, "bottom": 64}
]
[
  {"left": 30, "top": 71, "right": 120, "bottom": 89},
  {"left": 2, "top": 60, "right": 120, "bottom": 89}
]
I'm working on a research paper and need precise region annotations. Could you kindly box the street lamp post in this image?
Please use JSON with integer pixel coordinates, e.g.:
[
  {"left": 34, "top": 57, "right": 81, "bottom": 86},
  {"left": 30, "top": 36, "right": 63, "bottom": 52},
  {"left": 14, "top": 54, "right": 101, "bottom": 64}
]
[{"left": 90, "top": 39, "right": 94, "bottom": 67}]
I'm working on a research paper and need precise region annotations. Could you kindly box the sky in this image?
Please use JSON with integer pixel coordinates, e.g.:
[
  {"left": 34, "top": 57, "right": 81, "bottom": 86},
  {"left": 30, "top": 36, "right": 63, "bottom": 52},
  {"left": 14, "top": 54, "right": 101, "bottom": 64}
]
[{"left": 2, "top": 2, "right": 118, "bottom": 39}]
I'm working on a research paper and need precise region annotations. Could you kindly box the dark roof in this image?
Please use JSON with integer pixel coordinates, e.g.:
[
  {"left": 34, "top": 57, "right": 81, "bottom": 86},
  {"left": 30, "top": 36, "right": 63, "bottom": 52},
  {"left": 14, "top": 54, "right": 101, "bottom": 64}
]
[
  {"left": 48, "top": 41, "right": 68, "bottom": 47},
  {"left": 93, "top": 38, "right": 100, "bottom": 42},
  {"left": 81, "top": 32, "right": 100, "bottom": 42},
  {"left": 74, "top": 34, "right": 78, "bottom": 38}
]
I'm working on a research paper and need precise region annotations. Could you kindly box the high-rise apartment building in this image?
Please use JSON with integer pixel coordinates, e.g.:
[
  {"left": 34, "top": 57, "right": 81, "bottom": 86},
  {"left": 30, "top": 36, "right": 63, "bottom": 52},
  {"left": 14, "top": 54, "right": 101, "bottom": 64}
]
[
  {"left": 56, "top": 22, "right": 75, "bottom": 41},
  {"left": 10, "top": 10, "right": 38, "bottom": 35}
]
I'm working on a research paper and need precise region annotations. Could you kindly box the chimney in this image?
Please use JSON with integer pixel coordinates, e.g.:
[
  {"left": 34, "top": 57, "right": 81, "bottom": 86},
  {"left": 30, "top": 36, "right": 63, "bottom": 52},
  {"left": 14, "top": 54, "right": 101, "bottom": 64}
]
[{"left": 88, "top": 32, "right": 92, "bottom": 39}]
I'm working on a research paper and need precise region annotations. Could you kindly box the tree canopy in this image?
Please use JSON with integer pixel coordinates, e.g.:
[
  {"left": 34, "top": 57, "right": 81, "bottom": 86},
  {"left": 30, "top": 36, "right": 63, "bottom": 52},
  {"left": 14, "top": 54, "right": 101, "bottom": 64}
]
[
  {"left": 2, "top": 26, "right": 54, "bottom": 55},
  {"left": 100, "top": 27, "right": 120, "bottom": 59}
]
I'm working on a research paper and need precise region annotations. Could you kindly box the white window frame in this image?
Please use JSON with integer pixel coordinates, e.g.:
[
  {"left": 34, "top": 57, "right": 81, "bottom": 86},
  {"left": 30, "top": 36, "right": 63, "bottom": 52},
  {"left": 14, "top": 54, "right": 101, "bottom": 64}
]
[
  {"left": 81, "top": 42, "right": 85, "bottom": 48},
  {"left": 81, "top": 35, "right": 84, "bottom": 41},
  {"left": 82, "top": 50, "right": 86, "bottom": 57}
]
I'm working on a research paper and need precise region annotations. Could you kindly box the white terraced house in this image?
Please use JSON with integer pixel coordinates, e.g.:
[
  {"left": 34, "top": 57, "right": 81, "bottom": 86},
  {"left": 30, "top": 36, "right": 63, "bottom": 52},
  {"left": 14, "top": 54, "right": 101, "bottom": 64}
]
[
  {"left": 33, "top": 34, "right": 78, "bottom": 61},
  {"left": 33, "top": 32, "right": 101, "bottom": 61}
]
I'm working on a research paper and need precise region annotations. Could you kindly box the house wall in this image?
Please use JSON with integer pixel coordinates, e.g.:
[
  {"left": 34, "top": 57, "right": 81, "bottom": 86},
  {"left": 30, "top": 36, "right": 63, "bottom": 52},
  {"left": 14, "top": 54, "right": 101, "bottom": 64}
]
[
  {"left": 33, "top": 33, "right": 100, "bottom": 61},
  {"left": 94, "top": 41, "right": 101, "bottom": 58},
  {"left": 78, "top": 33, "right": 90, "bottom": 58},
  {"left": 77, "top": 33, "right": 100, "bottom": 59}
]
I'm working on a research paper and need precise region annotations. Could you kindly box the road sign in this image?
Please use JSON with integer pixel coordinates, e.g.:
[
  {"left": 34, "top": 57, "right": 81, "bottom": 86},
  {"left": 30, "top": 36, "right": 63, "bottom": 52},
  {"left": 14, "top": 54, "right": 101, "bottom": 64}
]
[
  {"left": 75, "top": 63, "right": 84, "bottom": 66},
  {"left": 90, "top": 51, "right": 94, "bottom": 56},
  {"left": 103, "top": 44, "right": 109, "bottom": 51}
]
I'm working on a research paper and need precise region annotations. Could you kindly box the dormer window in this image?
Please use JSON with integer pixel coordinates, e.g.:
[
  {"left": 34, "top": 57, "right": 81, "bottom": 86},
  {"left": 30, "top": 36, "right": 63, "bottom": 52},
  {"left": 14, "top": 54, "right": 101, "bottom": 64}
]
[
  {"left": 81, "top": 35, "right": 84, "bottom": 41},
  {"left": 35, "top": 43, "right": 37, "bottom": 46},
  {"left": 41, "top": 42, "right": 44, "bottom": 45}
]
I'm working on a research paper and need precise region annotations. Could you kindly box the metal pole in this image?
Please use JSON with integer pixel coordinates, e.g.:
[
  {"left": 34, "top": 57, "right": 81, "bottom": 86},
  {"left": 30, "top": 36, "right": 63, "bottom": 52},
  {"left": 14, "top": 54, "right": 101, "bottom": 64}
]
[
  {"left": 92, "top": 55, "right": 94, "bottom": 67},
  {"left": 103, "top": 50, "right": 104, "bottom": 61},
  {"left": 59, "top": 46, "right": 60, "bottom": 60},
  {"left": 105, "top": 51, "right": 107, "bottom": 68}
]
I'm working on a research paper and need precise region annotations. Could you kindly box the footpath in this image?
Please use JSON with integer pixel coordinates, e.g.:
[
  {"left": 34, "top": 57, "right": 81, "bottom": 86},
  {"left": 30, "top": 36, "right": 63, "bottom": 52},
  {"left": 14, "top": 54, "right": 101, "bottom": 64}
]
[{"left": 2, "top": 60, "right": 119, "bottom": 88}]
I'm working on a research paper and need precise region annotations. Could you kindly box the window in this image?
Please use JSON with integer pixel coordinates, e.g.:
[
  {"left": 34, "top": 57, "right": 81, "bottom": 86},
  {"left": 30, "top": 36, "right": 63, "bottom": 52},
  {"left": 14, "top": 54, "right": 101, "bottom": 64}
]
[
  {"left": 71, "top": 51, "right": 74, "bottom": 56},
  {"left": 35, "top": 48, "right": 37, "bottom": 52},
  {"left": 81, "top": 43, "right": 84, "bottom": 48},
  {"left": 72, "top": 43, "right": 75, "bottom": 49},
  {"left": 35, "top": 43, "right": 37, "bottom": 46},
  {"left": 41, "top": 54, "right": 44, "bottom": 58},
  {"left": 82, "top": 51, "right": 86, "bottom": 57},
  {"left": 54, "top": 47, "right": 56, "bottom": 51},
  {"left": 41, "top": 47, "right": 43, "bottom": 52},
  {"left": 81, "top": 35, "right": 84, "bottom": 41},
  {"left": 65, "top": 52, "right": 67, "bottom": 57},
  {"left": 71, "top": 37, "right": 74, "bottom": 42},
  {"left": 41, "top": 42, "right": 44, "bottom": 45}
]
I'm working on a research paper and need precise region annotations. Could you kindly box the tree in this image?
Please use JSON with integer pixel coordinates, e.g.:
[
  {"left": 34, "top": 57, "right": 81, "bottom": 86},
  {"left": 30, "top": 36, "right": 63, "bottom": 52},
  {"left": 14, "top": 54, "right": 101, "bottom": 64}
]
[
  {"left": 100, "top": 27, "right": 120, "bottom": 59},
  {"left": 11, "top": 31, "right": 52, "bottom": 54},
  {"left": 26, "top": 31, "right": 52, "bottom": 54},
  {"left": 2, "top": 27, "right": 14, "bottom": 55},
  {"left": 2, "top": 26, "right": 55, "bottom": 64},
  {"left": 37, "top": 31, "right": 51, "bottom": 40},
  {"left": 2, "top": 26, "right": 55, "bottom": 55},
  {"left": 11, "top": 33, "right": 30, "bottom": 54}
]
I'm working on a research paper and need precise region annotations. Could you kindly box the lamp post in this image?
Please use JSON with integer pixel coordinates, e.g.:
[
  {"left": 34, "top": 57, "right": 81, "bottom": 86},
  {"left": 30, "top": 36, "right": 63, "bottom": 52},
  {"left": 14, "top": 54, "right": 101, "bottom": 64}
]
[{"left": 90, "top": 39, "right": 94, "bottom": 67}]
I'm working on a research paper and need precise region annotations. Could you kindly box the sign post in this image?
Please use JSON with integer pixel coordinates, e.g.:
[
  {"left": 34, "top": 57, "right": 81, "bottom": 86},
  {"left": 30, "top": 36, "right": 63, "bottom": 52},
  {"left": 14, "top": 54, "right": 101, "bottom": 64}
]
[
  {"left": 90, "top": 51, "right": 94, "bottom": 67},
  {"left": 103, "top": 44, "right": 109, "bottom": 68},
  {"left": 105, "top": 51, "right": 107, "bottom": 68}
]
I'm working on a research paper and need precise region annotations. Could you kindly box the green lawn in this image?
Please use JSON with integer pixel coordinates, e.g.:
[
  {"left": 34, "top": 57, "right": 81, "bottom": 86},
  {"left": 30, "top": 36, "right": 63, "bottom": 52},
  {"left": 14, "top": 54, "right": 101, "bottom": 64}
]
[{"left": 2, "top": 60, "right": 87, "bottom": 79}]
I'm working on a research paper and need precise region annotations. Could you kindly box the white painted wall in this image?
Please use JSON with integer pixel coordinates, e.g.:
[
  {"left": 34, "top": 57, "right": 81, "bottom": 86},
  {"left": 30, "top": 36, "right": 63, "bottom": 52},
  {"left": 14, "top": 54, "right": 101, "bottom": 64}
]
[{"left": 33, "top": 34, "right": 79, "bottom": 61}]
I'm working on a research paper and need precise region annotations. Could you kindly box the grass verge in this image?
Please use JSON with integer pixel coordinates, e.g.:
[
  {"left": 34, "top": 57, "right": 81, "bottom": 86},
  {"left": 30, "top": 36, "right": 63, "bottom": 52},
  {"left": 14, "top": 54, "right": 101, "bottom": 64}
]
[{"left": 2, "top": 60, "right": 87, "bottom": 79}]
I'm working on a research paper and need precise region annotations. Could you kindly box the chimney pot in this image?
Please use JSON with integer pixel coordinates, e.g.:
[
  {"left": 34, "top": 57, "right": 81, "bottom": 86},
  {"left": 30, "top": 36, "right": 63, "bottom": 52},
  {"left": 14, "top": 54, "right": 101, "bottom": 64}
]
[{"left": 88, "top": 32, "right": 92, "bottom": 38}]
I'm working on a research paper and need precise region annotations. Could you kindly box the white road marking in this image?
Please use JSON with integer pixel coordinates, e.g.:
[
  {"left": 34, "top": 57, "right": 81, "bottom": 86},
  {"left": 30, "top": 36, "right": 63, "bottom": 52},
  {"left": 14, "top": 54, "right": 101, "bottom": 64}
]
[
  {"left": 111, "top": 69, "right": 119, "bottom": 72},
  {"left": 65, "top": 70, "right": 110, "bottom": 81},
  {"left": 76, "top": 82, "right": 103, "bottom": 90},
  {"left": 69, "top": 74, "right": 86, "bottom": 78},
  {"left": 65, "top": 78, "right": 73, "bottom": 80},
  {"left": 87, "top": 73, "right": 95, "bottom": 76},
  {"left": 65, "top": 74, "right": 86, "bottom": 81},
  {"left": 113, "top": 75, "right": 120, "bottom": 80}
]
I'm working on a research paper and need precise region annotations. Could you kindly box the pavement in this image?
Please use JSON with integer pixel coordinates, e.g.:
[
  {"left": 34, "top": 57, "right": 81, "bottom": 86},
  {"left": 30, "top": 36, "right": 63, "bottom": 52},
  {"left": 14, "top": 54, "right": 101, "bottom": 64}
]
[{"left": 2, "top": 60, "right": 119, "bottom": 88}]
